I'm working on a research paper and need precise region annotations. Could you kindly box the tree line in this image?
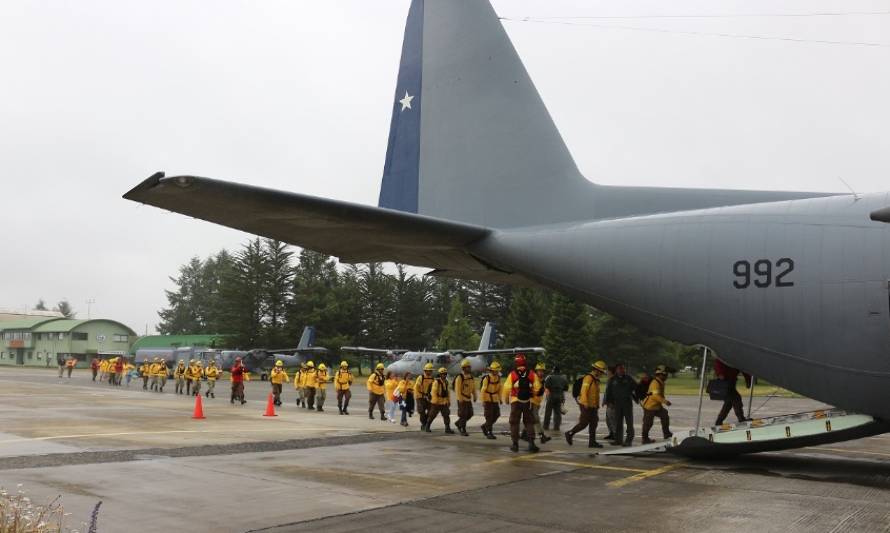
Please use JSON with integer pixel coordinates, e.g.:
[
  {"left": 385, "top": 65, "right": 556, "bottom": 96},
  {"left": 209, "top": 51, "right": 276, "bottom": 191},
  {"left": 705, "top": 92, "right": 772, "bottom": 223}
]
[{"left": 157, "top": 238, "right": 698, "bottom": 376}]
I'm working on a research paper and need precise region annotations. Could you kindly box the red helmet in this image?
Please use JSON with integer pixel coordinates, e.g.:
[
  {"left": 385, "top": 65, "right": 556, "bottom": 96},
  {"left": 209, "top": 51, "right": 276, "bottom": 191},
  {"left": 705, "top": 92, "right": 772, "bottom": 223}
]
[{"left": 514, "top": 354, "right": 527, "bottom": 368}]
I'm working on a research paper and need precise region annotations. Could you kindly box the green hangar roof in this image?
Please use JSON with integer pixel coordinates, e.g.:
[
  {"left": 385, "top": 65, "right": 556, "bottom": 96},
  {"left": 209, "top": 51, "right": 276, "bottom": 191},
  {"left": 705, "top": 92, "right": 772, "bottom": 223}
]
[
  {"left": 31, "top": 319, "right": 137, "bottom": 336},
  {"left": 130, "top": 334, "right": 230, "bottom": 354},
  {"left": 0, "top": 317, "right": 65, "bottom": 331}
]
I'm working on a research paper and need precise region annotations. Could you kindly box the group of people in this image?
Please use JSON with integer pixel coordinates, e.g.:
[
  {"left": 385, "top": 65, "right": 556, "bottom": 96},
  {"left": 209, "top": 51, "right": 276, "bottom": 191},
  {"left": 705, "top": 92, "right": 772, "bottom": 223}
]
[
  {"left": 84, "top": 356, "right": 136, "bottom": 386},
  {"left": 267, "top": 359, "right": 343, "bottom": 412}
]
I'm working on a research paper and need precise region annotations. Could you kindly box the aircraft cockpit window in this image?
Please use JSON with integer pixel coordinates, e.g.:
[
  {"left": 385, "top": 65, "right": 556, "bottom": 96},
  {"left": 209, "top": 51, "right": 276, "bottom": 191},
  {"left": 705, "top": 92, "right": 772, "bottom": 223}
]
[{"left": 436, "top": 354, "right": 450, "bottom": 365}]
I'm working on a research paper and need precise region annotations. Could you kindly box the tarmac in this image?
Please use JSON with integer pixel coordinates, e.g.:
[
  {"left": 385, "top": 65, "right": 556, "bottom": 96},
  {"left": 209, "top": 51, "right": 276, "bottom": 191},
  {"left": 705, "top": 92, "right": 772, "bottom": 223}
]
[{"left": 1, "top": 367, "right": 889, "bottom": 532}]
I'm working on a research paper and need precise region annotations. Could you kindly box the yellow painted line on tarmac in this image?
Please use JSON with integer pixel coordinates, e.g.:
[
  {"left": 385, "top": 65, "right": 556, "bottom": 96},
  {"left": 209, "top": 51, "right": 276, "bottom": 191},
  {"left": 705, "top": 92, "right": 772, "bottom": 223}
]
[
  {"left": 607, "top": 462, "right": 687, "bottom": 488},
  {"left": 0, "top": 427, "right": 383, "bottom": 445},
  {"left": 487, "top": 453, "right": 646, "bottom": 474}
]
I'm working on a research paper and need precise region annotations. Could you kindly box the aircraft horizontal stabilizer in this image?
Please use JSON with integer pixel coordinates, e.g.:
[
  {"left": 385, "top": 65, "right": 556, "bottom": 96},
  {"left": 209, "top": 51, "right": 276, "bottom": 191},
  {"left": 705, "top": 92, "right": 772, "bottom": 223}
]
[{"left": 124, "top": 173, "right": 491, "bottom": 268}]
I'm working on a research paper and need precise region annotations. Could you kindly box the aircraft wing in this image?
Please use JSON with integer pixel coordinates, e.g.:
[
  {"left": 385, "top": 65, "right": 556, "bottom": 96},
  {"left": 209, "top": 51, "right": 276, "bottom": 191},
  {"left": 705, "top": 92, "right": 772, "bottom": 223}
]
[
  {"left": 461, "top": 347, "right": 545, "bottom": 356},
  {"left": 340, "top": 347, "right": 409, "bottom": 355},
  {"left": 124, "top": 173, "right": 491, "bottom": 268}
]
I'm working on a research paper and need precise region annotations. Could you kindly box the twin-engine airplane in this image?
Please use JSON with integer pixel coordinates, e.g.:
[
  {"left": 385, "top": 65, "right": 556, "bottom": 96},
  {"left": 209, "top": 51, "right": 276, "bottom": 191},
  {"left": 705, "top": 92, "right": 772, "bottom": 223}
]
[
  {"left": 343, "top": 322, "right": 544, "bottom": 376},
  {"left": 219, "top": 326, "right": 328, "bottom": 379},
  {"left": 125, "top": 1, "right": 890, "bottom": 455}
]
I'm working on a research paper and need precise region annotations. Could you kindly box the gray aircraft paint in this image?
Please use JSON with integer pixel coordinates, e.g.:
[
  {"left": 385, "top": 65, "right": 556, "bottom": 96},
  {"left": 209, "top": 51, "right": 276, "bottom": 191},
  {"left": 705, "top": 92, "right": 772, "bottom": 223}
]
[{"left": 123, "top": 1, "right": 888, "bottom": 421}]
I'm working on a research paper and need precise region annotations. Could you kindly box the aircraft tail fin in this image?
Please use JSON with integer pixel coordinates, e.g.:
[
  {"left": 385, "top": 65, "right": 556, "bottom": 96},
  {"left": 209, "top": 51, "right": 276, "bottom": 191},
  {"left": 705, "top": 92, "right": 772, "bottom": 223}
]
[
  {"left": 297, "top": 326, "right": 316, "bottom": 350},
  {"left": 478, "top": 322, "right": 497, "bottom": 351}
]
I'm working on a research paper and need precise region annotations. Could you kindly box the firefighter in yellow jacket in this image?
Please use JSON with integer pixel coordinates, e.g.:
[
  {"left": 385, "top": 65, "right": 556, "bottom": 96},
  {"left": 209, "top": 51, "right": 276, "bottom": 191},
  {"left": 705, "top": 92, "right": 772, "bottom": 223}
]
[
  {"left": 641, "top": 365, "right": 673, "bottom": 444},
  {"left": 294, "top": 363, "right": 307, "bottom": 408},
  {"left": 480, "top": 361, "right": 502, "bottom": 439},
  {"left": 367, "top": 363, "right": 387, "bottom": 420},
  {"left": 269, "top": 360, "right": 289, "bottom": 406},
  {"left": 315, "top": 363, "right": 330, "bottom": 411},
  {"left": 303, "top": 361, "right": 318, "bottom": 409},
  {"left": 189, "top": 361, "right": 203, "bottom": 397},
  {"left": 501, "top": 354, "right": 542, "bottom": 453},
  {"left": 414, "top": 363, "right": 435, "bottom": 429},
  {"left": 527, "top": 362, "right": 551, "bottom": 444},
  {"left": 335, "top": 361, "right": 354, "bottom": 415},
  {"left": 565, "top": 360, "right": 607, "bottom": 448},
  {"left": 426, "top": 367, "right": 456, "bottom": 434},
  {"left": 454, "top": 359, "right": 477, "bottom": 436},
  {"left": 148, "top": 359, "right": 161, "bottom": 392},
  {"left": 204, "top": 360, "right": 220, "bottom": 398},
  {"left": 139, "top": 361, "right": 151, "bottom": 390},
  {"left": 173, "top": 360, "right": 187, "bottom": 394}
]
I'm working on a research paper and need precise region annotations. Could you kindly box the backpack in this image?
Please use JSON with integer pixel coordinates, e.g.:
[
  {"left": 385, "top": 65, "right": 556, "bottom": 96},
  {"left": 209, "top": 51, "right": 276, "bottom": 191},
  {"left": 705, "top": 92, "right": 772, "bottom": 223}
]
[
  {"left": 633, "top": 377, "right": 651, "bottom": 404},
  {"left": 515, "top": 370, "right": 532, "bottom": 401},
  {"left": 572, "top": 375, "right": 586, "bottom": 400}
]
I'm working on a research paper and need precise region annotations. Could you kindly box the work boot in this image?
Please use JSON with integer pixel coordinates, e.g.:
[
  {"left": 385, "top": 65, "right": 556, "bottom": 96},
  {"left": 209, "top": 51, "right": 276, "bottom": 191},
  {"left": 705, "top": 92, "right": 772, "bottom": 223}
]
[
  {"left": 460, "top": 428, "right": 469, "bottom": 437},
  {"left": 520, "top": 430, "right": 529, "bottom": 442},
  {"left": 424, "top": 424, "right": 432, "bottom": 433},
  {"left": 240, "top": 399, "right": 246, "bottom": 405},
  {"left": 611, "top": 440, "right": 623, "bottom": 446},
  {"left": 539, "top": 433, "right": 551, "bottom": 444},
  {"left": 211, "top": 393, "right": 215, "bottom": 398},
  {"left": 510, "top": 442, "right": 519, "bottom": 452},
  {"left": 343, "top": 409, "right": 349, "bottom": 415},
  {"left": 369, "top": 413, "right": 375, "bottom": 420},
  {"left": 663, "top": 432, "right": 673, "bottom": 440},
  {"left": 623, "top": 438, "right": 633, "bottom": 447},
  {"left": 564, "top": 431, "right": 574, "bottom": 446},
  {"left": 604, "top": 433, "right": 614, "bottom": 441},
  {"left": 588, "top": 440, "right": 603, "bottom": 449},
  {"left": 444, "top": 426, "right": 455, "bottom": 435},
  {"left": 317, "top": 407, "right": 323, "bottom": 412},
  {"left": 528, "top": 441, "right": 540, "bottom": 453},
  {"left": 641, "top": 437, "right": 654, "bottom": 444}
]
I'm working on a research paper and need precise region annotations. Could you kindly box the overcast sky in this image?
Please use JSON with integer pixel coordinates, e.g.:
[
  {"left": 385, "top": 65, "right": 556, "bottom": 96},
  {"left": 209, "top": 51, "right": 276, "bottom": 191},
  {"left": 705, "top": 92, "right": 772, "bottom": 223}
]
[{"left": 1, "top": 0, "right": 888, "bottom": 335}]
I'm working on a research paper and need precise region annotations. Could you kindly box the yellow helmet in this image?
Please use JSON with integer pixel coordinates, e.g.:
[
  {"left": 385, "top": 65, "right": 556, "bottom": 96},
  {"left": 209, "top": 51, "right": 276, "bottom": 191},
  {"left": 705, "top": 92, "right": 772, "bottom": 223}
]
[
  {"left": 340, "top": 361, "right": 349, "bottom": 368},
  {"left": 423, "top": 362, "right": 434, "bottom": 371},
  {"left": 593, "top": 360, "right": 608, "bottom": 373},
  {"left": 375, "top": 363, "right": 385, "bottom": 370},
  {"left": 275, "top": 360, "right": 283, "bottom": 367},
  {"left": 318, "top": 363, "right": 326, "bottom": 370},
  {"left": 438, "top": 367, "right": 447, "bottom": 374},
  {"left": 460, "top": 359, "right": 471, "bottom": 368},
  {"left": 655, "top": 365, "right": 668, "bottom": 375},
  {"left": 307, "top": 361, "right": 315, "bottom": 368},
  {"left": 535, "top": 362, "right": 546, "bottom": 371},
  {"left": 209, "top": 360, "right": 216, "bottom": 365},
  {"left": 196, "top": 361, "right": 203, "bottom": 366},
  {"left": 489, "top": 361, "right": 502, "bottom": 372}
]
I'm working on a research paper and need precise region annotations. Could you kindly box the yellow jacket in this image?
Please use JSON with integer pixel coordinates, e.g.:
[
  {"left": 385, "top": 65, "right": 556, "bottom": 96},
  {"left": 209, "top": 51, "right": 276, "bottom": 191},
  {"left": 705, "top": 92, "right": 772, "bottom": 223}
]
[
  {"left": 293, "top": 370, "right": 303, "bottom": 389},
  {"left": 124, "top": 363, "right": 135, "bottom": 373},
  {"left": 269, "top": 367, "right": 290, "bottom": 385},
  {"left": 455, "top": 373, "right": 477, "bottom": 402},
  {"left": 414, "top": 375, "right": 434, "bottom": 400},
  {"left": 139, "top": 363, "right": 150, "bottom": 376},
  {"left": 173, "top": 364, "right": 187, "bottom": 379},
  {"left": 335, "top": 369, "right": 353, "bottom": 390},
  {"left": 430, "top": 376, "right": 451, "bottom": 406},
  {"left": 148, "top": 363, "right": 160, "bottom": 377},
  {"left": 303, "top": 369, "right": 318, "bottom": 389},
  {"left": 100, "top": 361, "right": 109, "bottom": 373},
  {"left": 480, "top": 374, "right": 502, "bottom": 403},
  {"left": 186, "top": 365, "right": 202, "bottom": 381},
  {"left": 642, "top": 377, "right": 668, "bottom": 411},
  {"left": 397, "top": 378, "right": 412, "bottom": 397},
  {"left": 578, "top": 374, "right": 601, "bottom": 409},
  {"left": 501, "top": 369, "right": 542, "bottom": 404},
  {"left": 205, "top": 366, "right": 220, "bottom": 380},
  {"left": 315, "top": 369, "right": 329, "bottom": 389},
  {"left": 367, "top": 371, "right": 385, "bottom": 395},
  {"left": 384, "top": 378, "right": 398, "bottom": 400}
]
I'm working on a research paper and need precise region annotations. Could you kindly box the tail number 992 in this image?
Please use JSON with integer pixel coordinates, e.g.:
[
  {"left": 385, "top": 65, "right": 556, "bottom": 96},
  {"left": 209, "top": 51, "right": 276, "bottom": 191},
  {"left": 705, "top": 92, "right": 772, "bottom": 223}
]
[{"left": 733, "top": 258, "right": 794, "bottom": 289}]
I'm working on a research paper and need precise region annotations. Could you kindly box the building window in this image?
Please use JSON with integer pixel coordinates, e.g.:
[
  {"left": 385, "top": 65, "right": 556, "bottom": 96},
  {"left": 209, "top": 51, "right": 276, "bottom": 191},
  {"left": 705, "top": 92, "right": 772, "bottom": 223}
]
[
  {"left": 27, "top": 351, "right": 32, "bottom": 359},
  {"left": 72, "top": 332, "right": 88, "bottom": 341},
  {"left": 113, "top": 334, "right": 128, "bottom": 342}
]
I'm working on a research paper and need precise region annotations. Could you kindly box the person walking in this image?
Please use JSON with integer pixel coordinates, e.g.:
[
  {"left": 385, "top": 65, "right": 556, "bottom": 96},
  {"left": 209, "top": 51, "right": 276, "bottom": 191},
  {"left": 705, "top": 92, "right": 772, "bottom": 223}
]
[
  {"left": 604, "top": 363, "right": 636, "bottom": 446},
  {"left": 397, "top": 372, "right": 414, "bottom": 427},
  {"left": 529, "top": 362, "right": 551, "bottom": 443},
  {"left": 294, "top": 363, "right": 307, "bottom": 408},
  {"left": 174, "top": 360, "right": 187, "bottom": 394},
  {"left": 157, "top": 360, "right": 169, "bottom": 392},
  {"left": 543, "top": 365, "right": 568, "bottom": 432},
  {"left": 125, "top": 361, "right": 137, "bottom": 387},
  {"left": 269, "top": 360, "right": 289, "bottom": 406},
  {"left": 501, "top": 354, "right": 541, "bottom": 453},
  {"left": 713, "top": 358, "right": 751, "bottom": 426},
  {"left": 335, "top": 361, "right": 354, "bottom": 415},
  {"left": 57, "top": 353, "right": 66, "bottom": 379},
  {"left": 90, "top": 357, "right": 100, "bottom": 381},
  {"left": 479, "top": 361, "right": 502, "bottom": 439},
  {"left": 413, "top": 363, "right": 435, "bottom": 429},
  {"left": 426, "top": 367, "right": 456, "bottom": 434},
  {"left": 230, "top": 357, "right": 247, "bottom": 405},
  {"left": 641, "top": 365, "right": 673, "bottom": 444},
  {"left": 113, "top": 357, "right": 125, "bottom": 386},
  {"left": 384, "top": 371, "right": 399, "bottom": 423},
  {"left": 65, "top": 356, "right": 77, "bottom": 379},
  {"left": 454, "top": 359, "right": 477, "bottom": 436},
  {"left": 190, "top": 361, "right": 203, "bottom": 397},
  {"left": 204, "top": 360, "right": 219, "bottom": 398},
  {"left": 186, "top": 360, "right": 197, "bottom": 396},
  {"left": 367, "top": 363, "right": 387, "bottom": 420},
  {"left": 139, "top": 360, "right": 151, "bottom": 390},
  {"left": 149, "top": 358, "right": 161, "bottom": 392},
  {"left": 565, "top": 360, "right": 608, "bottom": 448},
  {"left": 302, "top": 361, "right": 318, "bottom": 409},
  {"left": 315, "top": 363, "right": 330, "bottom": 411}
]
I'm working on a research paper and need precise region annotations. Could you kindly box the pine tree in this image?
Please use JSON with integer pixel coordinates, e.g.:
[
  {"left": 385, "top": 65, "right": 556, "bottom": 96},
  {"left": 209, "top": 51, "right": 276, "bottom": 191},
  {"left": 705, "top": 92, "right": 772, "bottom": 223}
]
[
  {"left": 35, "top": 299, "right": 48, "bottom": 311},
  {"left": 157, "top": 257, "right": 203, "bottom": 334},
  {"left": 504, "top": 288, "right": 551, "bottom": 348},
  {"left": 54, "top": 299, "right": 76, "bottom": 318},
  {"left": 437, "top": 297, "right": 478, "bottom": 351},
  {"left": 263, "top": 239, "right": 293, "bottom": 346},
  {"left": 542, "top": 293, "right": 592, "bottom": 376}
]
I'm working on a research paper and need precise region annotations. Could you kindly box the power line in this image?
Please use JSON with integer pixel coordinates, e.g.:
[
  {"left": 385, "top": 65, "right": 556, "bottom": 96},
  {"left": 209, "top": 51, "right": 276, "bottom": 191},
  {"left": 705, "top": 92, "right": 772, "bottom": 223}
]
[
  {"left": 521, "top": 10, "right": 890, "bottom": 20},
  {"left": 500, "top": 17, "right": 890, "bottom": 49}
]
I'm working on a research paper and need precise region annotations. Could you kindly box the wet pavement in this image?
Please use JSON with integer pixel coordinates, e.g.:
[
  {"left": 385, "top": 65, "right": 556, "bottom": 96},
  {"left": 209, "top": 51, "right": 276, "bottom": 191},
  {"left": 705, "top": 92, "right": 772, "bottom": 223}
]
[{"left": 0, "top": 367, "right": 888, "bottom": 532}]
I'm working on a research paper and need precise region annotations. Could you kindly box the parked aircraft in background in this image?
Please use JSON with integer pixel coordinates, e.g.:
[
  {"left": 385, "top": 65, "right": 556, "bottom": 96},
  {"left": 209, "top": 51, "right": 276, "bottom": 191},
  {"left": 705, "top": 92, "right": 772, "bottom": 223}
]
[
  {"left": 219, "top": 326, "right": 328, "bottom": 379},
  {"left": 343, "top": 322, "right": 544, "bottom": 376}
]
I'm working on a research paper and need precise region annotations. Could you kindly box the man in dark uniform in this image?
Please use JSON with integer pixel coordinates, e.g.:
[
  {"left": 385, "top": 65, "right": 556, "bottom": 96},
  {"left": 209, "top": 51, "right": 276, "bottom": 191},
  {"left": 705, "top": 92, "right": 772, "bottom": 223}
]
[
  {"left": 714, "top": 358, "right": 751, "bottom": 425},
  {"left": 604, "top": 363, "right": 637, "bottom": 446},
  {"left": 543, "top": 365, "right": 568, "bottom": 431}
]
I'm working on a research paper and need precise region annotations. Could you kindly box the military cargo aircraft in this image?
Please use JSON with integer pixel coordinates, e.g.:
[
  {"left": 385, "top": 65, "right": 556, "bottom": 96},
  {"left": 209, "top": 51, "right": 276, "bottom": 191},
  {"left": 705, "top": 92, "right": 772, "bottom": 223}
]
[
  {"left": 125, "top": 0, "right": 890, "bottom": 453},
  {"left": 342, "top": 322, "right": 544, "bottom": 376},
  {"left": 219, "top": 326, "right": 328, "bottom": 379}
]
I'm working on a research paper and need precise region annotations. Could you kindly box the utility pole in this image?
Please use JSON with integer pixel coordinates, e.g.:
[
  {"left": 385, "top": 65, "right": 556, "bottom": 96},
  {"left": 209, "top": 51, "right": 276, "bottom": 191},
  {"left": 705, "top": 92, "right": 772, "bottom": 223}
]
[{"left": 86, "top": 298, "right": 95, "bottom": 319}]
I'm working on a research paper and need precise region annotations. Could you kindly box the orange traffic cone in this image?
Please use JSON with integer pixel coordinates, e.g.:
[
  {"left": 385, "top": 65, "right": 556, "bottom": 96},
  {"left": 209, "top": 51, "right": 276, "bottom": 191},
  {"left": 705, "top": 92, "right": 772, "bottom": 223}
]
[
  {"left": 192, "top": 394, "right": 206, "bottom": 420},
  {"left": 263, "top": 393, "right": 277, "bottom": 417}
]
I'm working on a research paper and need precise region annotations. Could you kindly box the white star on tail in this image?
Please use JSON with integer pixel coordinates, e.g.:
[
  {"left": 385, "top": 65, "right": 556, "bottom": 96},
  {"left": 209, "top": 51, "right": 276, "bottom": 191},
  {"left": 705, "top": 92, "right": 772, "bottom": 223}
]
[{"left": 399, "top": 91, "right": 414, "bottom": 111}]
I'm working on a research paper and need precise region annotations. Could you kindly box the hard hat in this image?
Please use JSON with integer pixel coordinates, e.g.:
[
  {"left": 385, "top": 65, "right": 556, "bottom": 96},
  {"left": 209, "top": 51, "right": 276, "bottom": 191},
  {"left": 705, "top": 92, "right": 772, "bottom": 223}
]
[
  {"left": 535, "top": 362, "right": 546, "bottom": 371},
  {"left": 514, "top": 354, "right": 527, "bottom": 368},
  {"left": 460, "top": 359, "right": 471, "bottom": 368},
  {"left": 275, "top": 360, "right": 283, "bottom": 367},
  {"left": 307, "top": 361, "right": 315, "bottom": 368},
  {"left": 438, "top": 367, "right": 447, "bottom": 374},
  {"left": 593, "top": 360, "right": 608, "bottom": 373},
  {"left": 423, "top": 362, "right": 434, "bottom": 371},
  {"left": 655, "top": 365, "right": 668, "bottom": 375},
  {"left": 318, "top": 363, "right": 326, "bottom": 370},
  {"left": 489, "top": 361, "right": 502, "bottom": 372},
  {"left": 196, "top": 361, "right": 203, "bottom": 366},
  {"left": 375, "top": 362, "right": 385, "bottom": 370},
  {"left": 209, "top": 360, "right": 216, "bottom": 365},
  {"left": 340, "top": 361, "right": 348, "bottom": 368}
]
